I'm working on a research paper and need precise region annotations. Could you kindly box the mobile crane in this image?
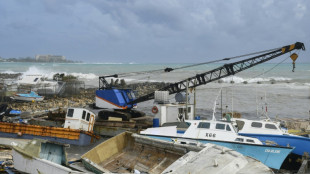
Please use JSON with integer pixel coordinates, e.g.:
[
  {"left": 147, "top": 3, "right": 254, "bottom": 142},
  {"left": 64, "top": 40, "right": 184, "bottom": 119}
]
[{"left": 95, "top": 42, "right": 305, "bottom": 121}]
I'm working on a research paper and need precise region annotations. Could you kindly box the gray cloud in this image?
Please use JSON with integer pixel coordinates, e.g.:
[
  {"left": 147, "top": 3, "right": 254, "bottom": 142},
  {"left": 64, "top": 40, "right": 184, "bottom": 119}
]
[{"left": 0, "top": 0, "right": 309, "bottom": 63}]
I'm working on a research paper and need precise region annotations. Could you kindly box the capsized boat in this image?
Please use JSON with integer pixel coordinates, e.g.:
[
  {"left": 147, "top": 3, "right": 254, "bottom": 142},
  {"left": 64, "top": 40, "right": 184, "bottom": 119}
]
[
  {"left": 140, "top": 119, "right": 294, "bottom": 170},
  {"left": 164, "top": 138, "right": 274, "bottom": 174},
  {"left": 12, "top": 139, "right": 83, "bottom": 174},
  {"left": 11, "top": 91, "right": 44, "bottom": 102},
  {"left": 81, "top": 131, "right": 273, "bottom": 174},
  {"left": 236, "top": 118, "right": 310, "bottom": 156}
]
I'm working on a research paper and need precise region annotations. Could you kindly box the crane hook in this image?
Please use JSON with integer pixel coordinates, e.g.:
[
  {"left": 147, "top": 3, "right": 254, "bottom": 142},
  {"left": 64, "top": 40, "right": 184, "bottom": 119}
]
[{"left": 290, "top": 53, "right": 298, "bottom": 72}]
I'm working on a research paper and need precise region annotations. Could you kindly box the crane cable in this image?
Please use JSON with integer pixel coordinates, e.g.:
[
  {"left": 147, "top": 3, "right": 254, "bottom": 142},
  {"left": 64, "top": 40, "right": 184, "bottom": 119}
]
[
  {"left": 137, "top": 50, "right": 299, "bottom": 97},
  {"left": 251, "top": 50, "right": 301, "bottom": 79},
  {"left": 116, "top": 47, "right": 281, "bottom": 78},
  {"left": 166, "top": 47, "right": 281, "bottom": 72}
]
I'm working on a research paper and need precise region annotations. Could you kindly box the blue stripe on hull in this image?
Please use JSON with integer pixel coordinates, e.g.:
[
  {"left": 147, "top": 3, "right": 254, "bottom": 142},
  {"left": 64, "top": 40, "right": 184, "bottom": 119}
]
[
  {"left": 145, "top": 135, "right": 293, "bottom": 170},
  {"left": 239, "top": 133, "right": 310, "bottom": 156},
  {"left": 0, "top": 132, "right": 92, "bottom": 146}
]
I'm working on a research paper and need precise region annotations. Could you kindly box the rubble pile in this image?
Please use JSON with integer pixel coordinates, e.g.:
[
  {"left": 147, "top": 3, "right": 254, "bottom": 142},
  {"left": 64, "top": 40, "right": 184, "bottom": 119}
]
[
  {"left": 279, "top": 118, "right": 310, "bottom": 131},
  {"left": 8, "top": 90, "right": 95, "bottom": 112}
]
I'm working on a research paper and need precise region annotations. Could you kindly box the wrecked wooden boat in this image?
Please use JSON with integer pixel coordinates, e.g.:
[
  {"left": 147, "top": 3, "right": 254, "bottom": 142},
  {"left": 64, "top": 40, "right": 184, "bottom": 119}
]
[
  {"left": 81, "top": 132, "right": 273, "bottom": 174},
  {"left": 0, "top": 108, "right": 99, "bottom": 146},
  {"left": 12, "top": 139, "right": 83, "bottom": 174}
]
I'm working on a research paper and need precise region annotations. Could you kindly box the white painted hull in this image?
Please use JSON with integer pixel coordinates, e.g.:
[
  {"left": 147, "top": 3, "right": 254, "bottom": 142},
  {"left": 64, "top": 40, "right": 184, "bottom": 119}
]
[
  {"left": 11, "top": 96, "right": 44, "bottom": 102},
  {"left": 12, "top": 149, "right": 82, "bottom": 174}
]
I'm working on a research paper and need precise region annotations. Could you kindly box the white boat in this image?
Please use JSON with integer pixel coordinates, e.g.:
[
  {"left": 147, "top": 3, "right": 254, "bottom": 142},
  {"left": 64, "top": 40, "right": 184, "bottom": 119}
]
[
  {"left": 141, "top": 120, "right": 262, "bottom": 144},
  {"left": 140, "top": 119, "right": 294, "bottom": 169},
  {"left": 12, "top": 139, "right": 83, "bottom": 174},
  {"left": 235, "top": 118, "right": 310, "bottom": 157},
  {"left": 163, "top": 140, "right": 274, "bottom": 174},
  {"left": 11, "top": 91, "right": 44, "bottom": 102}
]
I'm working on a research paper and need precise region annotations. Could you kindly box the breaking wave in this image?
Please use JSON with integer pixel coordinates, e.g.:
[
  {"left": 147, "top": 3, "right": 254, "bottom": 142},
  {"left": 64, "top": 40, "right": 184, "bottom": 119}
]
[
  {"left": 70, "top": 73, "right": 98, "bottom": 79},
  {"left": 221, "top": 76, "right": 292, "bottom": 83}
]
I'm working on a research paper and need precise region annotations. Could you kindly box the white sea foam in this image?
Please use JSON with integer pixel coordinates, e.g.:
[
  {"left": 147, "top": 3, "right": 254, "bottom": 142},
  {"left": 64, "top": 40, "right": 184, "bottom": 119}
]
[
  {"left": 284, "top": 83, "right": 310, "bottom": 89},
  {"left": 21, "top": 66, "right": 52, "bottom": 78},
  {"left": 2, "top": 70, "right": 18, "bottom": 74},
  {"left": 70, "top": 73, "right": 98, "bottom": 79},
  {"left": 221, "top": 76, "right": 292, "bottom": 83}
]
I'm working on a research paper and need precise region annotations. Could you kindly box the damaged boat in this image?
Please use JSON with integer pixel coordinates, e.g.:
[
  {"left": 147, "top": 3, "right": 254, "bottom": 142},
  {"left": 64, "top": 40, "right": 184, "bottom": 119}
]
[
  {"left": 81, "top": 131, "right": 273, "bottom": 174},
  {"left": 0, "top": 108, "right": 99, "bottom": 146},
  {"left": 10, "top": 91, "right": 44, "bottom": 102},
  {"left": 12, "top": 139, "right": 83, "bottom": 174}
]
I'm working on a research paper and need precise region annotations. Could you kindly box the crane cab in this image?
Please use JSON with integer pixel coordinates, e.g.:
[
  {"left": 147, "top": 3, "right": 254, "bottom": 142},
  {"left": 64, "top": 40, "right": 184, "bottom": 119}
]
[{"left": 95, "top": 89, "right": 137, "bottom": 109}]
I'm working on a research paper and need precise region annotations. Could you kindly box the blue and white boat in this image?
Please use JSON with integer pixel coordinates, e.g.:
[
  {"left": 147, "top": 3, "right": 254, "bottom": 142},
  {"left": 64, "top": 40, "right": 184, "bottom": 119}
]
[
  {"left": 235, "top": 118, "right": 310, "bottom": 157},
  {"left": 11, "top": 91, "right": 44, "bottom": 102},
  {"left": 140, "top": 119, "right": 294, "bottom": 169}
]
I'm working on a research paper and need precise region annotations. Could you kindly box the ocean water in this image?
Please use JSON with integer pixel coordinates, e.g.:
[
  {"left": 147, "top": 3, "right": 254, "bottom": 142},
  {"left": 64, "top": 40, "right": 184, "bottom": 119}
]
[{"left": 0, "top": 62, "right": 309, "bottom": 119}]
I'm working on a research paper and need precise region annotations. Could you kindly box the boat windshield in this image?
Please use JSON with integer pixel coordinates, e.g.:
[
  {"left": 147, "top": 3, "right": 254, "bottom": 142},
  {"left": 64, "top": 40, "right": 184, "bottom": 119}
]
[
  {"left": 162, "top": 122, "right": 190, "bottom": 129},
  {"left": 232, "top": 124, "right": 238, "bottom": 133}
]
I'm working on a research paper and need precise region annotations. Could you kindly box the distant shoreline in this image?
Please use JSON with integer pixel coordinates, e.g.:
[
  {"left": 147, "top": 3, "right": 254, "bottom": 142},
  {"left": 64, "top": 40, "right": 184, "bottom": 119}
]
[
  {"left": 0, "top": 60, "right": 81, "bottom": 63},
  {"left": 0, "top": 57, "right": 81, "bottom": 63}
]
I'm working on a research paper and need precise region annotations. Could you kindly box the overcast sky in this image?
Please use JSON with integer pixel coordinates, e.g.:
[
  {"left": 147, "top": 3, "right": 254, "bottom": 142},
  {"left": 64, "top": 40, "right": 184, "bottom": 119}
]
[{"left": 0, "top": 0, "right": 309, "bottom": 63}]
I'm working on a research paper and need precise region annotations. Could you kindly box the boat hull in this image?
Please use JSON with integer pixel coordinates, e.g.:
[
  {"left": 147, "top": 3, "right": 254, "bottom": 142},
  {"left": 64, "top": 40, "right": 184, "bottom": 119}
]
[
  {"left": 11, "top": 96, "right": 44, "bottom": 102},
  {"left": 239, "top": 133, "right": 310, "bottom": 156},
  {"left": 0, "top": 131, "right": 92, "bottom": 146},
  {"left": 12, "top": 145, "right": 81, "bottom": 174},
  {"left": 0, "top": 122, "right": 97, "bottom": 146},
  {"left": 144, "top": 135, "right": 293, "bottom": 170}
]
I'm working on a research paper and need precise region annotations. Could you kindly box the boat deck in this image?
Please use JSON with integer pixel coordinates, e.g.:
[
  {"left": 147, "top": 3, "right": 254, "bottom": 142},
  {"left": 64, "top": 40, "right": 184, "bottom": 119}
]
[
  {"left": 81, "top": 132, "right": 195, "bottom": 173},
  {"left": 99, "top": 142, "right": 181, "bottom": 173}
]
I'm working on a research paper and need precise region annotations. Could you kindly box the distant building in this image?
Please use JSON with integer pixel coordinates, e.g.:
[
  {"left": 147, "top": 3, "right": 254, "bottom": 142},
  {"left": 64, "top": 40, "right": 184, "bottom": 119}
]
[{"left": 35, "top": 55, "right": 66, "bottom": 62}]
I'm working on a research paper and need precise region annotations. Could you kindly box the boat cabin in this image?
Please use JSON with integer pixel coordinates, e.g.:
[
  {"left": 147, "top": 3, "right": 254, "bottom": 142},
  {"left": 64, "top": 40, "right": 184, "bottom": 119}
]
[
  {"left": 182, "top": 120, "right": 261, "bottom": 144},
  {"left": 236, "top": 119, "right": 285, "bottom": 135},
  {"left": 64, "top": 108, "right": 95, "bottom": 132}
]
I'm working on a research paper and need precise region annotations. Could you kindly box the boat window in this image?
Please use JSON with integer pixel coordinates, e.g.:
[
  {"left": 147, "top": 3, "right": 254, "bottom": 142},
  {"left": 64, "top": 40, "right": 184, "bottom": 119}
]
[
  {"left": 226, "top": 125, "right": 231, "bottom": 131},
  {"left": 265, "top": 124, "right": 277, "bottom": 129},
  {"left": 251, "top": 122, "right": 262, "bottom": 128},
  {"left": 162, "top": 122, "right": 190, "bottom": 129},
  {"left": 246, "top": 139, "right": 255, "bottom": 143},
  {"left": 236, "top": 120, "right": 245, "bottom": 130},
  {"left": 187, "top": 107, "right": 191, "bottom": 113},
  {"left": 216, "top": 123, "right": 225, "bottom": 130},
  {"left": 178, "top": 108, "right": 184, "bottom": 113},
  {"left": 82, "top": 111, "right": 86, "bottom": 119},
  {"left": 86, "top": 113, "right": 90, "bottom": 121},
  {"left": 67, "top": 109, "right": 74, "bottom": 117},
  {"left": 235, "top": 138, "right": 244, "bottom": 142},
  {"left": 197, "top": 122, "right": 210, "bottom": 129},
  {"left": 34, "top": 78, "right": 39, "bottom": 82}
]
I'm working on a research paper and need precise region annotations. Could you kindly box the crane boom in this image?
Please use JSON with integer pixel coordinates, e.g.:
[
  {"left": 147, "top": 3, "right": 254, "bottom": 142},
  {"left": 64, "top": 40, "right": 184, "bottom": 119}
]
[{"left": 129, "top": 42, "right": 305, "bottom": 105}]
